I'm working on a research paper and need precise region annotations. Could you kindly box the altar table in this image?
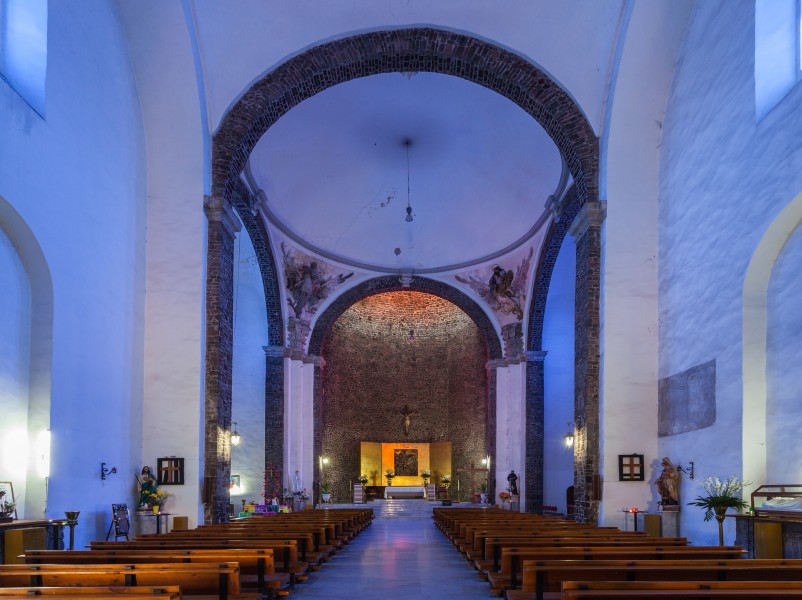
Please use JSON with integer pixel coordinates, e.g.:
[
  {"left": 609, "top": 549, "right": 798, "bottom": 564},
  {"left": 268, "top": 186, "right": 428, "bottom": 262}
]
[{"left": 384, "top": 486, "right": 425, "bottom": 499}]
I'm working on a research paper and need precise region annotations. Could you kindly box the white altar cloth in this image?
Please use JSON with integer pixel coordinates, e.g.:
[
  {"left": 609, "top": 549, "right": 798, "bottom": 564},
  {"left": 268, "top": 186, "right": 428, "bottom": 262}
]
[{"left": 384, "top": 486, "right": 425, "bottom": 499}]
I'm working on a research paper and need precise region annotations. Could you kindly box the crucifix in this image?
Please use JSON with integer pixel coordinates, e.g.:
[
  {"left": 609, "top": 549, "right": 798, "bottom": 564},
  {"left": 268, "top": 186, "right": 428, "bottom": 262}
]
[
  {"left": 456, "top": 461, "right": 489, "bottom": 500},
  {"left": 398, "top": 404, "right": 418, "bottom": 436}
]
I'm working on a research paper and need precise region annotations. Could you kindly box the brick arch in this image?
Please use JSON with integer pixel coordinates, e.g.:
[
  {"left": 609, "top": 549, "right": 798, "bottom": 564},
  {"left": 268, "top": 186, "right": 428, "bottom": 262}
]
[
  {"left": 308, "top": 275, "right": 501, "bottom": 502},
  {"left": 308, "top": 276, "right": 502, "bottom": 359}
]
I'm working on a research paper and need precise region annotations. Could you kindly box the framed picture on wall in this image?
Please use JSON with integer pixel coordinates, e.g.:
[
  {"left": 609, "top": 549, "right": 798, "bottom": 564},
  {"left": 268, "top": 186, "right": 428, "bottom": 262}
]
[
  {"left": 0, "top": 481, "right": 16, "bottom": 519},
  {"left": 157, "top": 457, "right": 185, "bottom": 485},
  {"left": 618, "top": 454, "right": 645, "bottom": 481}
]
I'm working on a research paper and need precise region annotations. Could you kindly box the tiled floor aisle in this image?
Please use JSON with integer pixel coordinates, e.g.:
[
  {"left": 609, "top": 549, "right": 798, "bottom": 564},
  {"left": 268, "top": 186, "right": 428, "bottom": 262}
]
[{"left": 290, "top": 506, "right": 489, "bottom": 600}]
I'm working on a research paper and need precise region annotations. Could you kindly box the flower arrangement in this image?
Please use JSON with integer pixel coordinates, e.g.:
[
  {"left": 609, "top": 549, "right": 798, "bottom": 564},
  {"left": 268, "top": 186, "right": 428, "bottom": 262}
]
[
  {"left": 299, "top": 489, "right": 310, "bottom": 501},
  {"left": 478, "top": 482, "right": 488, "bottom": 493},
  {"left": 358, "top": 475, "right": 369, "bottom": 485},
  {"left": 688, "top": 476, "right": 750, "bottom": 521},
  {"left": 688, "top": 475, "right": 750, "bottom": 545},
  {"left": 385, "top": 469, "right": 395, "bottom": 484},
  {"left": 144, "top": 489, "right": 172, "bottom": 507},
  {"left": 441, "top": 474, "right": 451, "bottom": 486},
  {"left": 0, "top": 500, "right": 16, "bottom": 517},
  {"left": 320, "top": 482, "right": 332, "bottom": 494},
  {"left": 498, "top": 491, "right": 511, "bottom": 501},
  {"left": 421, "top": 469, "right": 431, "bottom": 480}
]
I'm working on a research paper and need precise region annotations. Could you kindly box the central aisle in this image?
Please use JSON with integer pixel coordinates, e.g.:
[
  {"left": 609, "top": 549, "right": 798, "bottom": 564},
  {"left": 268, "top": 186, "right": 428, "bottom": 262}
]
[{"left": 292, "top": 504, "right": 489, "bottom": 600}]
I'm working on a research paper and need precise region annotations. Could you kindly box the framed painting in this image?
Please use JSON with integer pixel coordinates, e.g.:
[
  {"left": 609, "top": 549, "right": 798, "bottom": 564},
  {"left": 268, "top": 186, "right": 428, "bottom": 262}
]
[
  {"left": 157, "top": 457, "right": 185, "bottom": 485},
  {"left": 0, "top": 481, "right": 16, "bottom": 519},
  {"left": 618, "top": 454, "right": 645, "bottom": 481},
  {"left": 393, "top": 449, "right": 418, "bottom": 476}
]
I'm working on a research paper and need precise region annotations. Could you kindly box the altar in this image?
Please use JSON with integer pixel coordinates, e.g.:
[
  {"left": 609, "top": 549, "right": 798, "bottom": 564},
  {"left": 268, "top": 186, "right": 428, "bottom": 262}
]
[{"left": 384, "top": 486, "right": 425, "bottom": 499}]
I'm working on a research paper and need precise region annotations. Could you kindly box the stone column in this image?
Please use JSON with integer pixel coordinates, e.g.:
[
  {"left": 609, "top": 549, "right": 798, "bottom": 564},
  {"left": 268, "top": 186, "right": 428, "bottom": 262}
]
[
  {"left": 283, "top": 350, "right": 319, "bottom": 495},
  {"left": 525, "top": 350, "right": 547, "bottom": 513},
  {"left": 263, "top": 345, "right": 285, "bottom": 480},
  {"left": 203, "top": 195, "right": 241, "bottom": 524},
  {"left": 568, "top": 201, "right": 604, "bottom": 523},
  {"left": 492, "top": 357, "right": 527, "bottom": 510}
]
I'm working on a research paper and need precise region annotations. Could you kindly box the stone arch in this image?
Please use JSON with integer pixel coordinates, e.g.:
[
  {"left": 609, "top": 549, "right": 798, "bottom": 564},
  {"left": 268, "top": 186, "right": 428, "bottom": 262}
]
[
  {"left": 206, "top": 26, "right": 600, "bottom": 520},
  {"left": 743, "top": 191, "right": 802, "bottom": 495},
  {"left": 308, "top": 275, "right": 502, "bottom": 499},
  {"left": 0, "top": 195, "right": 54, "bottom": 517}
]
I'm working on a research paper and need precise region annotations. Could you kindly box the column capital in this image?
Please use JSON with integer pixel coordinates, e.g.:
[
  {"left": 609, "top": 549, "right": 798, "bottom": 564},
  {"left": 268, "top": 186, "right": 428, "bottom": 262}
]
[
  {"left": 487, "top": 358, "right": 509, "bottom": 370},
  {"left": 303, "top": 354, "right": 325, "bottom": 367},
  {"left": 204, "top": 195, "right": 242, "bottom": 238},
  {"left": 262, "top": 345, "right": 286, "bottom": 358},
  {"left": 568, "top": 200, "right": 606, "bottom": 241},
  {"left": 525, "top": 350, "right": 548, "bottom": 362}
]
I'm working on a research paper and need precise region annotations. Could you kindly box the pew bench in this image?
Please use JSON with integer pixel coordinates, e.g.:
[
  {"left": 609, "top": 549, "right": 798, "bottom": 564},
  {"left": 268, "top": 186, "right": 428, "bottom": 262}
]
[
  {"left": 0, "top": 562, "right": 252, "bottom": 600},
  {"left": 559, "top": 580, "right": 802, "bottom": 598},
  {"left": 0, "top": 587, "right": 181, "bottom": 600},
  {"left": 507, "top": 558, "right": 802, "bottom": 600},
  {"left": 488, "top": 545, "right": 745, "bottom": 593}
]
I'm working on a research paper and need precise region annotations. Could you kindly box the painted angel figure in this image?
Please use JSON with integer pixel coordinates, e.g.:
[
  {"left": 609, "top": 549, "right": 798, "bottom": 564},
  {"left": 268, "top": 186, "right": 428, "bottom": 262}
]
[
  {"left": 282, "top": 243, "right": 353, "bottom": 318},
  {"left": 455, "top": 247, "right": 533, "bottom": 320}
]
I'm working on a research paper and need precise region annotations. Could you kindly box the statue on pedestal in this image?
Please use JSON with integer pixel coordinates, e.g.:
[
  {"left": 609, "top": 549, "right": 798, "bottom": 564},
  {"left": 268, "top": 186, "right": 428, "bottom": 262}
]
[
  {"left": 655, "top": 457, "right": 679, "bottom": 506},
  {"left": 507, "top": 470, "right": 519, "bottom": 496}
]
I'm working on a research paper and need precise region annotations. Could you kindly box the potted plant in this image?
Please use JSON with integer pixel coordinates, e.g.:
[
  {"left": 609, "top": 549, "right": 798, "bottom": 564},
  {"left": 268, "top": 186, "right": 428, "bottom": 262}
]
[
  {"left": 320, "top": 482, "right": 332, "bottom": 503},
  {"left": 358, "top": 474, "right": 368, "bottom": 486},
  {"left": 688, "top": 475, "right": 750, "bottom": 546},
  {"left": 385, "top": 469, "right": 395, "bottom": 486},
  {"left": 478, "top": 481, "right": 488, "bottom": 503}
]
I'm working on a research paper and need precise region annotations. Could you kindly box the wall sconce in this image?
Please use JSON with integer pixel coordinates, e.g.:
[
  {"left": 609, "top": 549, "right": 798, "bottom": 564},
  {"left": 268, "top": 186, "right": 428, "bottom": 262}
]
[
  {"left": 481, "top": 455, "right": 491, "bottom": 471},
  {"left": 100, "top": 462, "right": 117, "bottom": 480},
  {"left": 563, "top": 422, "right": 575, "bottom": 448},
  {"left": 677, "top": 461, "right": 695, "bottom": 480},
  {"left": 230, "top": 422, "right": 241, "bottom": 447}
]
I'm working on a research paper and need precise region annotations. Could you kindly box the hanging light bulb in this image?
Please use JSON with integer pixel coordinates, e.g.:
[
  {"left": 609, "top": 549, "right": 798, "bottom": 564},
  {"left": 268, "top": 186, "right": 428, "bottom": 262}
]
[
  {"left": 404, "top": 139, "right": 413, "bottom": 223},
  {"left": 231, "top": 422, "right": 241, "bottom": 447}
]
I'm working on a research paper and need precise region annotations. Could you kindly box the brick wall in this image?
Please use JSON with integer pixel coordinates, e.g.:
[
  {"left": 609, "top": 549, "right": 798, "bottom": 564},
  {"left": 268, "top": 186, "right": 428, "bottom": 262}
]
[{"left": 320, "top": 291, "right": 488, "bottom": 502}]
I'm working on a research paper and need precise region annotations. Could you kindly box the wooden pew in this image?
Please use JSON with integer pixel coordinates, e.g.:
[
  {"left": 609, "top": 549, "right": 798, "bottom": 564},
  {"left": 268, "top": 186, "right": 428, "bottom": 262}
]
[
  {"left": 0, "top": 563, "right": 248, "bottom": 600},
  {"left": 489, "top": 545, "right": 745, "bottom": 592},
  {"left": 24, "top": 549, "right": 288, "bottom": 598},
  {"left": 477, "top": 536, "right": 689, "bottom": 574},
  {"left": 89, "top": 540, "right": 302, "bottom": 578},
  {"left": 509, "top": 558, "right": 802, "bottom": 600},
  {"left": 0, "top": 587, "right": 181, "bottom": 600},
  {"left": 559, "top": 580, "right": 802, "bottom": 598}
]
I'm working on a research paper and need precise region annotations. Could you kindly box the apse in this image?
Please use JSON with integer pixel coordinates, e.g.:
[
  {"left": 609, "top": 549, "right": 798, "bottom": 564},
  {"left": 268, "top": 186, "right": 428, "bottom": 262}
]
[{"left": 320, "top": 291, "right": 489, "bottom": 502}]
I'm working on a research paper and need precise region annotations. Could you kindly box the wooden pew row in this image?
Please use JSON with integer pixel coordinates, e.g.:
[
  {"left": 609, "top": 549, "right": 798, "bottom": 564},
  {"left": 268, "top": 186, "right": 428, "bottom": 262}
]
[
  {"left": 0, "top": 588, "right": 181, "bottom": 600},
  {"left": 507, "top": 558, "right": 802, "bottom": 600},
  {"left": 463, "top": 527, "right": 654, "bottom": 557},
  {"left": 88, "top": 541, "right": 306, "bottom": 584},
  {"left": 488, "top": 545, "right": 746, "bottom": 593},
  {"left": 559, "top": 580, "right": 802, "bottom": 599},
  {"left": 476, "top": 536, "right": 690, "bottom": 574},
  {"left": 23, "top": 549, "right": 288, "bottom": 598},
  {"left": 0, "top": 563, "right": 249, "bottom": 600}
]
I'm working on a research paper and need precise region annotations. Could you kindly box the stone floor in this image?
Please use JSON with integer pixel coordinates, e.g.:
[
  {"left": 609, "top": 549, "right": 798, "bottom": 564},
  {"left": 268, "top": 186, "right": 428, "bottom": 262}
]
[{"left": 291, "top": 500, "right": 489, "bottom": 600}]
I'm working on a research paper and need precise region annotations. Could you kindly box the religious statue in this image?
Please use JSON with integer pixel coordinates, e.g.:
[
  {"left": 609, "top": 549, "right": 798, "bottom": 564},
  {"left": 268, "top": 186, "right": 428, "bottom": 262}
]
[
  {"left": 507, "top": 470, "right": 519, "bottom": 496},
  {"left": 399, "top": 404, "right": 418, "bottom": 436},
  {"left": 138, "top": 466, "right": 158, "bottom": 507},
  {"left": 655, "top": 456, "right": 679, "bottom": 506},
  {"left": 293, "top": 470, "right": 303, "bottom": 494}
]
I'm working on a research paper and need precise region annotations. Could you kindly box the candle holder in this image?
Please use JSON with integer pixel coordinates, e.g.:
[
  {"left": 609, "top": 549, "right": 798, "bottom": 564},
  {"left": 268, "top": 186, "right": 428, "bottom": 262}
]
[{"left": 64, "top": 511, "right": 80, "bottom": 550}]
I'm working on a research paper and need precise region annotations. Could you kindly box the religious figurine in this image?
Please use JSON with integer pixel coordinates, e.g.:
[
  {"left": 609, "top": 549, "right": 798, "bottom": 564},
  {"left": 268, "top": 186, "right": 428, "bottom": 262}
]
[
  {"left": 507, "top": 470, "right": 519, "bottom": 496},
  {"left": 293, "top": 470, "right": 303, "bottom": 493},
  {"left": 655, "top": 457, "right": 679, "bottom": 505},
  {"left": 139, "top": 466, "right": 157, "bottom": 507},
  {"left": 399, "top": 404, "right": 418, "bottom": 436}
]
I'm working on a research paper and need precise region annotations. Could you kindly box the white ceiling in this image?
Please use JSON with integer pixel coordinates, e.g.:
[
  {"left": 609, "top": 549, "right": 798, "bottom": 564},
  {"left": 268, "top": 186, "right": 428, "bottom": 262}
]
[{"left": 248, "top": 72, "right": 563, "bottom": 272}]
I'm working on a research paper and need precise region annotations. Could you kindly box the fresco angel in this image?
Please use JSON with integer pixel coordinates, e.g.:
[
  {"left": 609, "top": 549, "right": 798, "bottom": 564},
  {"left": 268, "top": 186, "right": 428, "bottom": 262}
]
[
  {"left": 282, "top": 243, "right": 353, "bottom": 319},
  {"left": 455, "top": 247, "right": 533, "bottom": 321}
]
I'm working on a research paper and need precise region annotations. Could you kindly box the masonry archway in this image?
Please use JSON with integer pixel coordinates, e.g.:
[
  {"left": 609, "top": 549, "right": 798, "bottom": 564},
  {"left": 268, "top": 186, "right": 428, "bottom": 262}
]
[{"left": 205, "top": 27, "right": 600, "bottom": 521}]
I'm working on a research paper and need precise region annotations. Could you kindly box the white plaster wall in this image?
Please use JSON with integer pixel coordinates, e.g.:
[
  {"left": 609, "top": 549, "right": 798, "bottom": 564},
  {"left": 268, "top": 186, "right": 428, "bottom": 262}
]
[
  {"left": 116, "top": 1, "right": 208, "bottom": 527},
  {"left": 231, "top": 233, "right": 268, "bottom": 505},
  {"left": 542, "top": 236, "right": 575, "bottom": 513},
  {"left": 193, "top": 0, "right": 623, "bottom": 134},
  {"left": 0, "top": 2, "right": 146, "bottom": 546},
  {"left": 766, "top": 224, "right": 802, "bottom": 482},
  {"left": 495, "top": 362, "right": 526, "bottom": 509},
  {"left": 0, "top": 227, "right": 31, "bottom": 510},
  {"left": 658, "top": 1, "right": 802, "bottom": 544}
]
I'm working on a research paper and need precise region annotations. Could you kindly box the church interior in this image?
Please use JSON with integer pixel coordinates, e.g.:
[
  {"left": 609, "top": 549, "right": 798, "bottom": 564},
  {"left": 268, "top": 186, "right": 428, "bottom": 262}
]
[{"left": 1, "top": 0, "right": 802, "bottom": 563}]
